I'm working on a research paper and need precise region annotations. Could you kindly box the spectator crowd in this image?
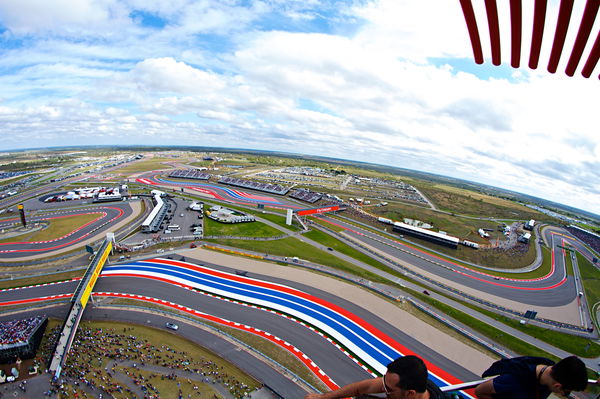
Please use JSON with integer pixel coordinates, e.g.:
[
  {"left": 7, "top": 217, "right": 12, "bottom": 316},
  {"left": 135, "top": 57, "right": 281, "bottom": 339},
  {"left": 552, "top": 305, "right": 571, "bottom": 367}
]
[
  {"left": 567, "top": 226, "right": 600, "bottom": 254},
  {"left": 39, "top": 324, "right": 255, "bottom": 398},
  {"left": 0, "top": 316, "right": 46, "bottom": 345}
]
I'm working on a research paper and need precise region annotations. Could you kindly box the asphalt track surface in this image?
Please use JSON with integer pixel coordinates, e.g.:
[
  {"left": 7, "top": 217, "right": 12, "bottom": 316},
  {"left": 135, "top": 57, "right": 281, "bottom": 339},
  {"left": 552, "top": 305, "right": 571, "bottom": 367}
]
[
  {"left": 1, "top": 257, "right": 478, "bottom": 391},
  {"left": 316, "top": 216, "right": 581, "bottom": 308},
  {"left": 0, "top": 203, "right": 133, "bottom": 258},
  {"left": 135, "top": 173, "right": 304, "bottom": 210}
]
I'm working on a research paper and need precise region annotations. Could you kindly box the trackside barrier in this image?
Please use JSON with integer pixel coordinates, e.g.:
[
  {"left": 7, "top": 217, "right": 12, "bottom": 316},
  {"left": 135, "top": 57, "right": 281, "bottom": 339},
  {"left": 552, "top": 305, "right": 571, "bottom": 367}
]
[
  {"left": 203, "top": 244, "right": 264, "bottom": 259},
  {"left": 49, "top": 239, "right": 112, "bottom": 378},
  {"left": 203, "top": 235, "right": 287, "bottom": 241}
]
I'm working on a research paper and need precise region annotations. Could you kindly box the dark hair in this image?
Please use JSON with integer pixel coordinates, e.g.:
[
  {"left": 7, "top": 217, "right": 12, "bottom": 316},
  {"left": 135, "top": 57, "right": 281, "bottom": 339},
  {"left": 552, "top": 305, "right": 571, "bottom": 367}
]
[
  {"left": 550, "top": 356, "right": 588, "bottom": 391},
  {"left": 386, "top": 355, "right": 428, "bottom": 393}
]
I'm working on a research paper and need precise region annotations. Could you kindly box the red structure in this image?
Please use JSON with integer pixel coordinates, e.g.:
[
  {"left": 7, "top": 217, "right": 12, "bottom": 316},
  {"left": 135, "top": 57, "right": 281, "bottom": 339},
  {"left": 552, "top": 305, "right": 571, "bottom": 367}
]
[
  {"left": 458, "top": 0, "right": 600, "bottom": 79},
  {"left": 296, "top": 205, "right": 341, "bottom": 216}
]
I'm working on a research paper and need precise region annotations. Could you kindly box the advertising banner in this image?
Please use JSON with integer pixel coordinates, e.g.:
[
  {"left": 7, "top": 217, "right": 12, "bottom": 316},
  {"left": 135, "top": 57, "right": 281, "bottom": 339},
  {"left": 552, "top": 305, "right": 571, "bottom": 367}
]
[
  {"left": 296, "top": 205, "right": 340, "bottom": 216},
  {"left": 80, "top": 242, "right": 112, "bottom": 308}
]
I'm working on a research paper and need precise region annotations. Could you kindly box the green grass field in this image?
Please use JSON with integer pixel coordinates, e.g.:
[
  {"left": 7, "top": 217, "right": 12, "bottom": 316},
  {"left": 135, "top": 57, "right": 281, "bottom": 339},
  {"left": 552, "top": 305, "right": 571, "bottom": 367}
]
[
  {"left": 203, "top": 216, "right": 283, "bottom": 237},
  {"left": 204, "top": 236, "right": 390, "bottom": 282},
  {"left": 303, "top": 228, "right": 394, "bottom": 272},
  {"left": 0, "top": 213, "right": 101, "bottom": 243},
  {"left": 413, "top": 181, "right": 551, "bottom": 221},
  {"left": 259, "top": 211, "right": 301, "bottom": 230},
  {"left": 0, "top": 269, "right": 84, "bottom": 290},
  {"left": 373, "top": 202, "right": 502, "bottom": 242},
  {"left": 366, "top": 203, "right": 539, "bottom": 268},
  {"left": 579, "top": 252, "right": 600, "bottom": 329},
  {"left": 116, "top": 157, "right": 182, "bottom": 174}
]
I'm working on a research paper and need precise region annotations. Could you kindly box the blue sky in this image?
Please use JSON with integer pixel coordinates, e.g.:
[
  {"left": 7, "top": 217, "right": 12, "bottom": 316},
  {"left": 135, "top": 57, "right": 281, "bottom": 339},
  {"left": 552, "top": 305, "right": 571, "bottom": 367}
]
[{"left": 0, "top": 0, "right": 598, "bottom": 215}]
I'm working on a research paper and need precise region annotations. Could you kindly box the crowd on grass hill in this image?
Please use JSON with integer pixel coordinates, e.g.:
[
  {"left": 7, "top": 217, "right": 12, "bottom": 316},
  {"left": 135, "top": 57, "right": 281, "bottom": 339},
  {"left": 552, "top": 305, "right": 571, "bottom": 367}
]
[{"left": 39, "top": 325, "right": 253, "bottom": 398}]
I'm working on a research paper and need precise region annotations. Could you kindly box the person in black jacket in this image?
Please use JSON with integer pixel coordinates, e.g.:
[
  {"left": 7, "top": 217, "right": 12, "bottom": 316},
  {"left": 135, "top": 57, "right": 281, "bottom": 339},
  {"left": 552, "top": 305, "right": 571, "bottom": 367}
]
[
  {"left": 474, "top": 356, "right": 588, "bottom": 399},
  {"left": 304, "top": 355, "right": 449, "bottom": 399}
]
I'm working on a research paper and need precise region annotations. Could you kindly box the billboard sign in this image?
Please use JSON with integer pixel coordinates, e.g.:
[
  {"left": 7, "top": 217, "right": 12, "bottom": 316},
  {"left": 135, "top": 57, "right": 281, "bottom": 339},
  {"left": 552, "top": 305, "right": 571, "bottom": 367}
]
[
  {"left": 80, "top": 241, "right": 112, "bottom": 308},
  {"left": 296, "top": 205, "right": 340, "bottom": 216}
]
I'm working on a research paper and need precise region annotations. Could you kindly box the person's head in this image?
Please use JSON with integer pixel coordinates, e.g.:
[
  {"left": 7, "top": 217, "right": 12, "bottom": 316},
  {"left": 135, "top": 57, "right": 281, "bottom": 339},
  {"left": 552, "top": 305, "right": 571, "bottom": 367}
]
[
  {"left": 548, "top": 356, "right": 588, "bottom": 396},
  {"left": 383, "top": 355, "right": 428, "bottom": 398}
]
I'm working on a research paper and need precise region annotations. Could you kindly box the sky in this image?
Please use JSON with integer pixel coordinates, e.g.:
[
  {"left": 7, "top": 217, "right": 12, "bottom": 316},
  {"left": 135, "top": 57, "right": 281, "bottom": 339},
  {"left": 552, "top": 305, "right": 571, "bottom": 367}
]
[{"left": 0, "top": 0, "right": 598, "bottom": 215}]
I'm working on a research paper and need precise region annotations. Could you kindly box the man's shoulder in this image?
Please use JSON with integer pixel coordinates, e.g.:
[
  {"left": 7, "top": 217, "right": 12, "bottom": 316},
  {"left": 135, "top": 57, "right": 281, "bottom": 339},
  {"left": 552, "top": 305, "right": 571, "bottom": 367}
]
[
  {"left": 426, "top": 380, "right": 455, "bottom": 399},
  {"left": 482, "top": 356, "right": 553, "bottom": 378}
]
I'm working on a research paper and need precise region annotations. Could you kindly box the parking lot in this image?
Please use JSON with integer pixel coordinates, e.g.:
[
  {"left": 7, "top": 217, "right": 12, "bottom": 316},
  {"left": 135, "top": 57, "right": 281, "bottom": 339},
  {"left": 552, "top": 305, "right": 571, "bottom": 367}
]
[
  {"left": 159, "top": 198, "right": 204, "bottom": 238},
  {"left": 121, "top": 197, "right": 204, "bottom": 248}
]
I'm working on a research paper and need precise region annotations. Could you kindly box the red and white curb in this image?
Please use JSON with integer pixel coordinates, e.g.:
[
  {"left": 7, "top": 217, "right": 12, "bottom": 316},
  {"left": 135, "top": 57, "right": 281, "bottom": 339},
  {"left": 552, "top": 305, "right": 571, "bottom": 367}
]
[{"left": 0, "top": 278, "right": 81, "bottom": 292}]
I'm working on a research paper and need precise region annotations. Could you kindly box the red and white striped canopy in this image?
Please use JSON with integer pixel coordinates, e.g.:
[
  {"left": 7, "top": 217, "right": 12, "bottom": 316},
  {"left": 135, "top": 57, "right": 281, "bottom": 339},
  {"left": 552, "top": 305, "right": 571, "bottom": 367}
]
[{"left": 458, "top": 0, "right": 599, "bottom": 79}]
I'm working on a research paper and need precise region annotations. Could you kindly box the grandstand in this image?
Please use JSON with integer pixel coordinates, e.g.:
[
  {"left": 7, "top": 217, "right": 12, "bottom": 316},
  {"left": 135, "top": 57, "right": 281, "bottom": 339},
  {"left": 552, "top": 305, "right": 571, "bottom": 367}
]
[
  {"left": 567, "top": 225, "right": 600, "bottom": 254},
  {"left": 0, "top": 316, "right": 48, "bottom": 363},
  {"left": 141, "top": 190, "right": 170, "bottom": 233},
  {"left": 168, "top": 169, "right": 211, "bottom": 181},
  {"left": 289, "top": 188, "right": 323, "bottom": 204},
  {"left": 392, "top": 222, "right": 460, "bottom": 249},
  {"left": 218, "top": 176, "right": 289, "bottom": 195}
]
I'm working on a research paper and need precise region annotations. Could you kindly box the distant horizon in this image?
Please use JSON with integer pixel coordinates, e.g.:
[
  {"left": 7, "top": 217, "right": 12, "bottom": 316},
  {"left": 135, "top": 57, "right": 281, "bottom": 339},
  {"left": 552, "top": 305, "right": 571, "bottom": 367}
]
[{"left": 2, "top": 143, "right": 599, "bottom": 221}]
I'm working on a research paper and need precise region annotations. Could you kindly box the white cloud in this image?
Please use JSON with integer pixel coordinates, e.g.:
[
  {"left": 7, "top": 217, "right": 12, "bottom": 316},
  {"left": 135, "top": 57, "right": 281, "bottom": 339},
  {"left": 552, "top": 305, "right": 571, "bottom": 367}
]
[
  {"left": 352, "top": 0, "right": 473, "bottom": 62},
  {"left": 130, "top": 57, "right": 226, "bottom": 94},
  {"left": 0, "top": 0, "right": 130, "bottom": 36}
]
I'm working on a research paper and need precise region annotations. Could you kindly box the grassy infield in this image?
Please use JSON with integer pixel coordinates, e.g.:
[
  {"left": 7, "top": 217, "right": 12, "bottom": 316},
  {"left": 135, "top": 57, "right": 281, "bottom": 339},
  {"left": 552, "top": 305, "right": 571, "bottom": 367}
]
[{"left": 0, "top": 213, "right": 101, "bottom": 243}]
